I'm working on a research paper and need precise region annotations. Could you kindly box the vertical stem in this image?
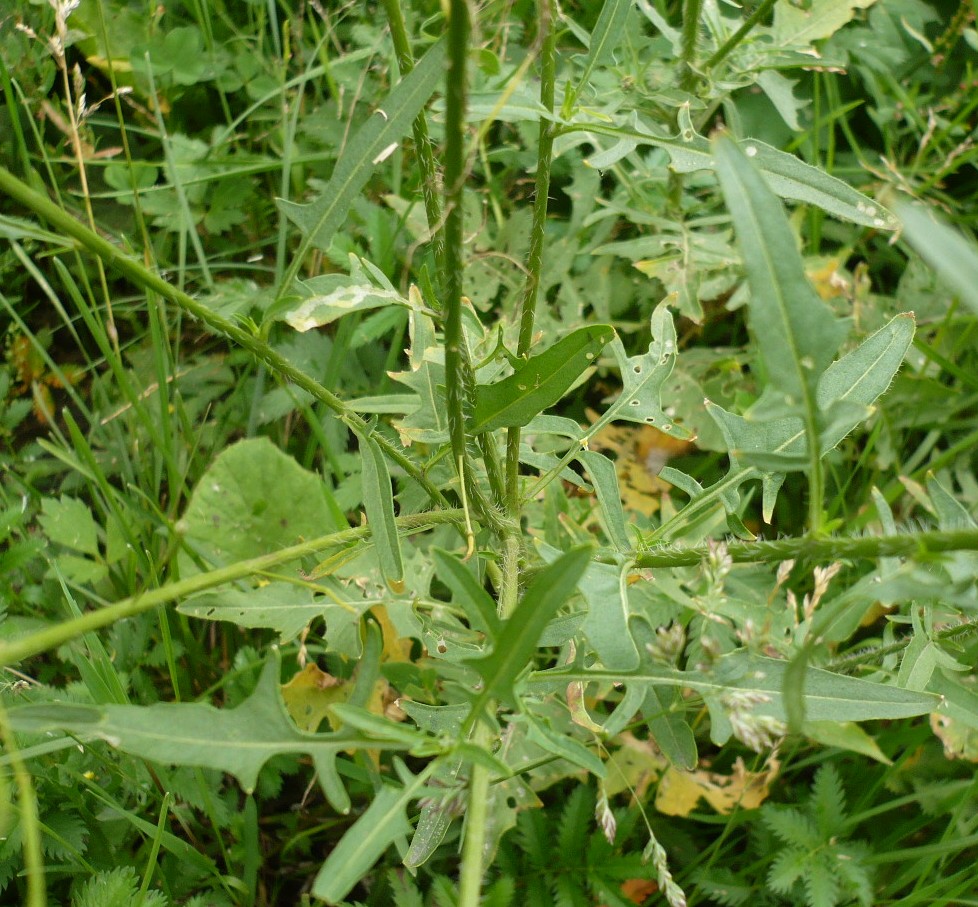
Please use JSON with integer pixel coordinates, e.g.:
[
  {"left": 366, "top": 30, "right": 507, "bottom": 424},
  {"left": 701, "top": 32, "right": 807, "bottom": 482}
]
[
  {"left": 680, "top": 0, "right": 704, "bottom": 88},
  {"left": 445, "top": 9, "right": 497, "bottom": 902},
  {"left": 442, "top": 0, "right": 475, "bottom": 511},
  {"left": 806, "top": 399, "right": 824, "bottom": 533},
  {"left": 382, "top": 0, "right": 446, "bottom": 280},
  {"left": 442, "top": 0, "right": 511, "bottom": 538},
  {"left": 457, "top": 725, "right": 492, "bottom": 907},
  {"left": 0, "top": 702, "right": 46, "bottom": 907},
  {"left": 669, "top": 0, "right": 704, "bottom": 212},
  {"left": 500, "top": 1, "right": 557, "bottom": 617}
]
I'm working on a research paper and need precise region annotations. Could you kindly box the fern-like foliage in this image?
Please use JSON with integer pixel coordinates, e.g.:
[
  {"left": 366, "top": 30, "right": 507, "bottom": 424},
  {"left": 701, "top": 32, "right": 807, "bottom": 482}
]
[
  {"left": 492, "top": 782, "right": 659, "bottom": 907},
  {"left": 72, "top": 866, "right": 167, "bottom": 907},
  {"left": 387, "top": 869, "right": 514, "bottom": 907},
  {"left": 761, "top": 765, "right": 874, "bottom": 907}
]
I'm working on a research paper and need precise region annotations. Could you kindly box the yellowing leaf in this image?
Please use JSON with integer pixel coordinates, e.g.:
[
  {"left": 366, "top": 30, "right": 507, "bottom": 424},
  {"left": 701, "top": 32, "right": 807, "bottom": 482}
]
[
  {"left": 603, "top": 732, "right": 668, "bottom": 798},
  {"left": 281, "top": 663, "right": 348, "bottom": 733},
  {"left": 371, "top": 604, "right": 413, "bottom": 664},
  {"left": 655, "top": 755, "right": 779, "bottom": 816},
  {"left": 588, "top": 410, "right": 695, "bottom": 516},
  {"left": 931, "top": 712, "right": 978, "bottom": 762},
  {"left": 806, "top": 255, "right": 848, "bottom": 301}
]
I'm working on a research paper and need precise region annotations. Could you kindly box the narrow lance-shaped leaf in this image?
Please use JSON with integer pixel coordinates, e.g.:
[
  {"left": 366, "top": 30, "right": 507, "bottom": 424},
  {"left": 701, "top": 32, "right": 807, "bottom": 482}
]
[
  {"left": 276, "top": 39, "right": 447, "bottom": 287},
  {"left": 432, "top": 548, "right": 502, "bottom": 641},
  {"left": 531, "top": 651, "right": 940, "bottom": 723},
  {"left": 470, "top": 325, "right": 614, "bottom": 433},
  {"left": 357, "top": 431, "right": 404, "bottom": 592},
  {"left": 570, "top": 0, "right": 632, "bottom": 106},
  {"left": 312, "top": 760, "right": 430, "bottom": 904},
  {"left": 642, "top": 685, "right": 697, "bottom": 771},
  {"left": 466, "top": 545, "right": 593, "bottom": 716},
  {"left": 714, "top": 134, "right": 845, "bottom": 406},
  {"left": 574, "top": 110, "right": 896, "bottom": 228}
]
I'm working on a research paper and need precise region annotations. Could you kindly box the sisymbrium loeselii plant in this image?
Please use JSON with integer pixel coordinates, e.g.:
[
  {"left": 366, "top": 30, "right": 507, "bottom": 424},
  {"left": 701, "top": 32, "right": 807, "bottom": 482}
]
[{"left": 1, "top": 0, "right": 978, "bottom": 904}]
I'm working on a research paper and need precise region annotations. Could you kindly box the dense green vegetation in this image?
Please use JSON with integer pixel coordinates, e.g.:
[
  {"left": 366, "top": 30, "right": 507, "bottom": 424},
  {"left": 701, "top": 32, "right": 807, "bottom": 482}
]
[{"left": 2, "top": 0, "right": 978, "bottom": 904}]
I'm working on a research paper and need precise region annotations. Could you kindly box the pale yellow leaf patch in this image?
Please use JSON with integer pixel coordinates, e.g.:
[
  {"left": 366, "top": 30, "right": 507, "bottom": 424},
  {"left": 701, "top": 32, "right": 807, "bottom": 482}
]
[{"left": 655, "top": 755, "right": 780, "bottom": 816}]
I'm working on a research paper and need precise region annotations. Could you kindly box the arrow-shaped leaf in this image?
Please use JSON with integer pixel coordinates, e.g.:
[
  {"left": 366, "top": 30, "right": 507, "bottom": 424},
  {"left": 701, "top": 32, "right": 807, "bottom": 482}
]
[
  {"left": 470, "top": 325, "right": 614, "bottom": 433},
  {"left": 6, "top": 655, "right": 420, "bottom": 814}
]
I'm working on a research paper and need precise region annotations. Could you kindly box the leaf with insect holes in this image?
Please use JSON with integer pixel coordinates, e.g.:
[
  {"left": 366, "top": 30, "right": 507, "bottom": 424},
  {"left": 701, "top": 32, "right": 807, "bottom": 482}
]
[
  {"left": 470, "top": 326, "right": 614, "bottom": 434},
  {"left": 593, "top": 302, "right": 691, "bottom": 438}
]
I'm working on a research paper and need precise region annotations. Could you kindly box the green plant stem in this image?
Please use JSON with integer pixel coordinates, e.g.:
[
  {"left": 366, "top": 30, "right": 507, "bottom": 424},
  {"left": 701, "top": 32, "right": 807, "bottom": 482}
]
[
  {"left": 457, "top": 724, "right": 492, "bottom": 907},
  {"left": 444, "top": 7, "right": 495, "bottom": 902},
  {"left": 668, "top": 0, "right": 704, "bottom": 214},
  {"left": 0, "top": 510, "right": 462, "bottom": 668},
  {"left": 632, "top": 528, "right": 978, "bottom": 569},
  {"left": 804, "top": 402, "right": 825, "bottom": 532},
  {"left": 0, "top": 701, "right": 46, "bottom": 907},
  {"left": 381, "top": 0, "right": 445, "bottom": 279},
  {"left": 705, "top": 0, "right": 779, "bottom": 70},
  {"left": 680, "top": 0, "right": 704, "bottom": 90},
  {"left": 505, "top": 0, "right": 557, "bottom": 520},
  {"left": 441, "top": 0, "right": 510, "bottom": 539},
  {"left": 829, "top": 616, "right": 978, "bottom": 672},
  {"left": 0, "top": 164, "right": 449, "bottom": 510}
]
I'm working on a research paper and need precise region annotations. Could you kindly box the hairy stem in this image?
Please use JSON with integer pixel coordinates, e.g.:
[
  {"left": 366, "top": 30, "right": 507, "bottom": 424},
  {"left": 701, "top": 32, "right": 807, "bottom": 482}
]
[
  {"left": 457, "top": 725, "right": 492, "bottom": 907},
  {"left": 680, "top": 0, "right": 704, "bottom": 90},
  {"left": 632, "top": 528, "right": 978, "bottom": 569},
  {"left": 442, "top": 0, "right": 511, "bottom": 537},
  {"left": 505, "top": 0, "right": 558, "bottom": 524}
]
